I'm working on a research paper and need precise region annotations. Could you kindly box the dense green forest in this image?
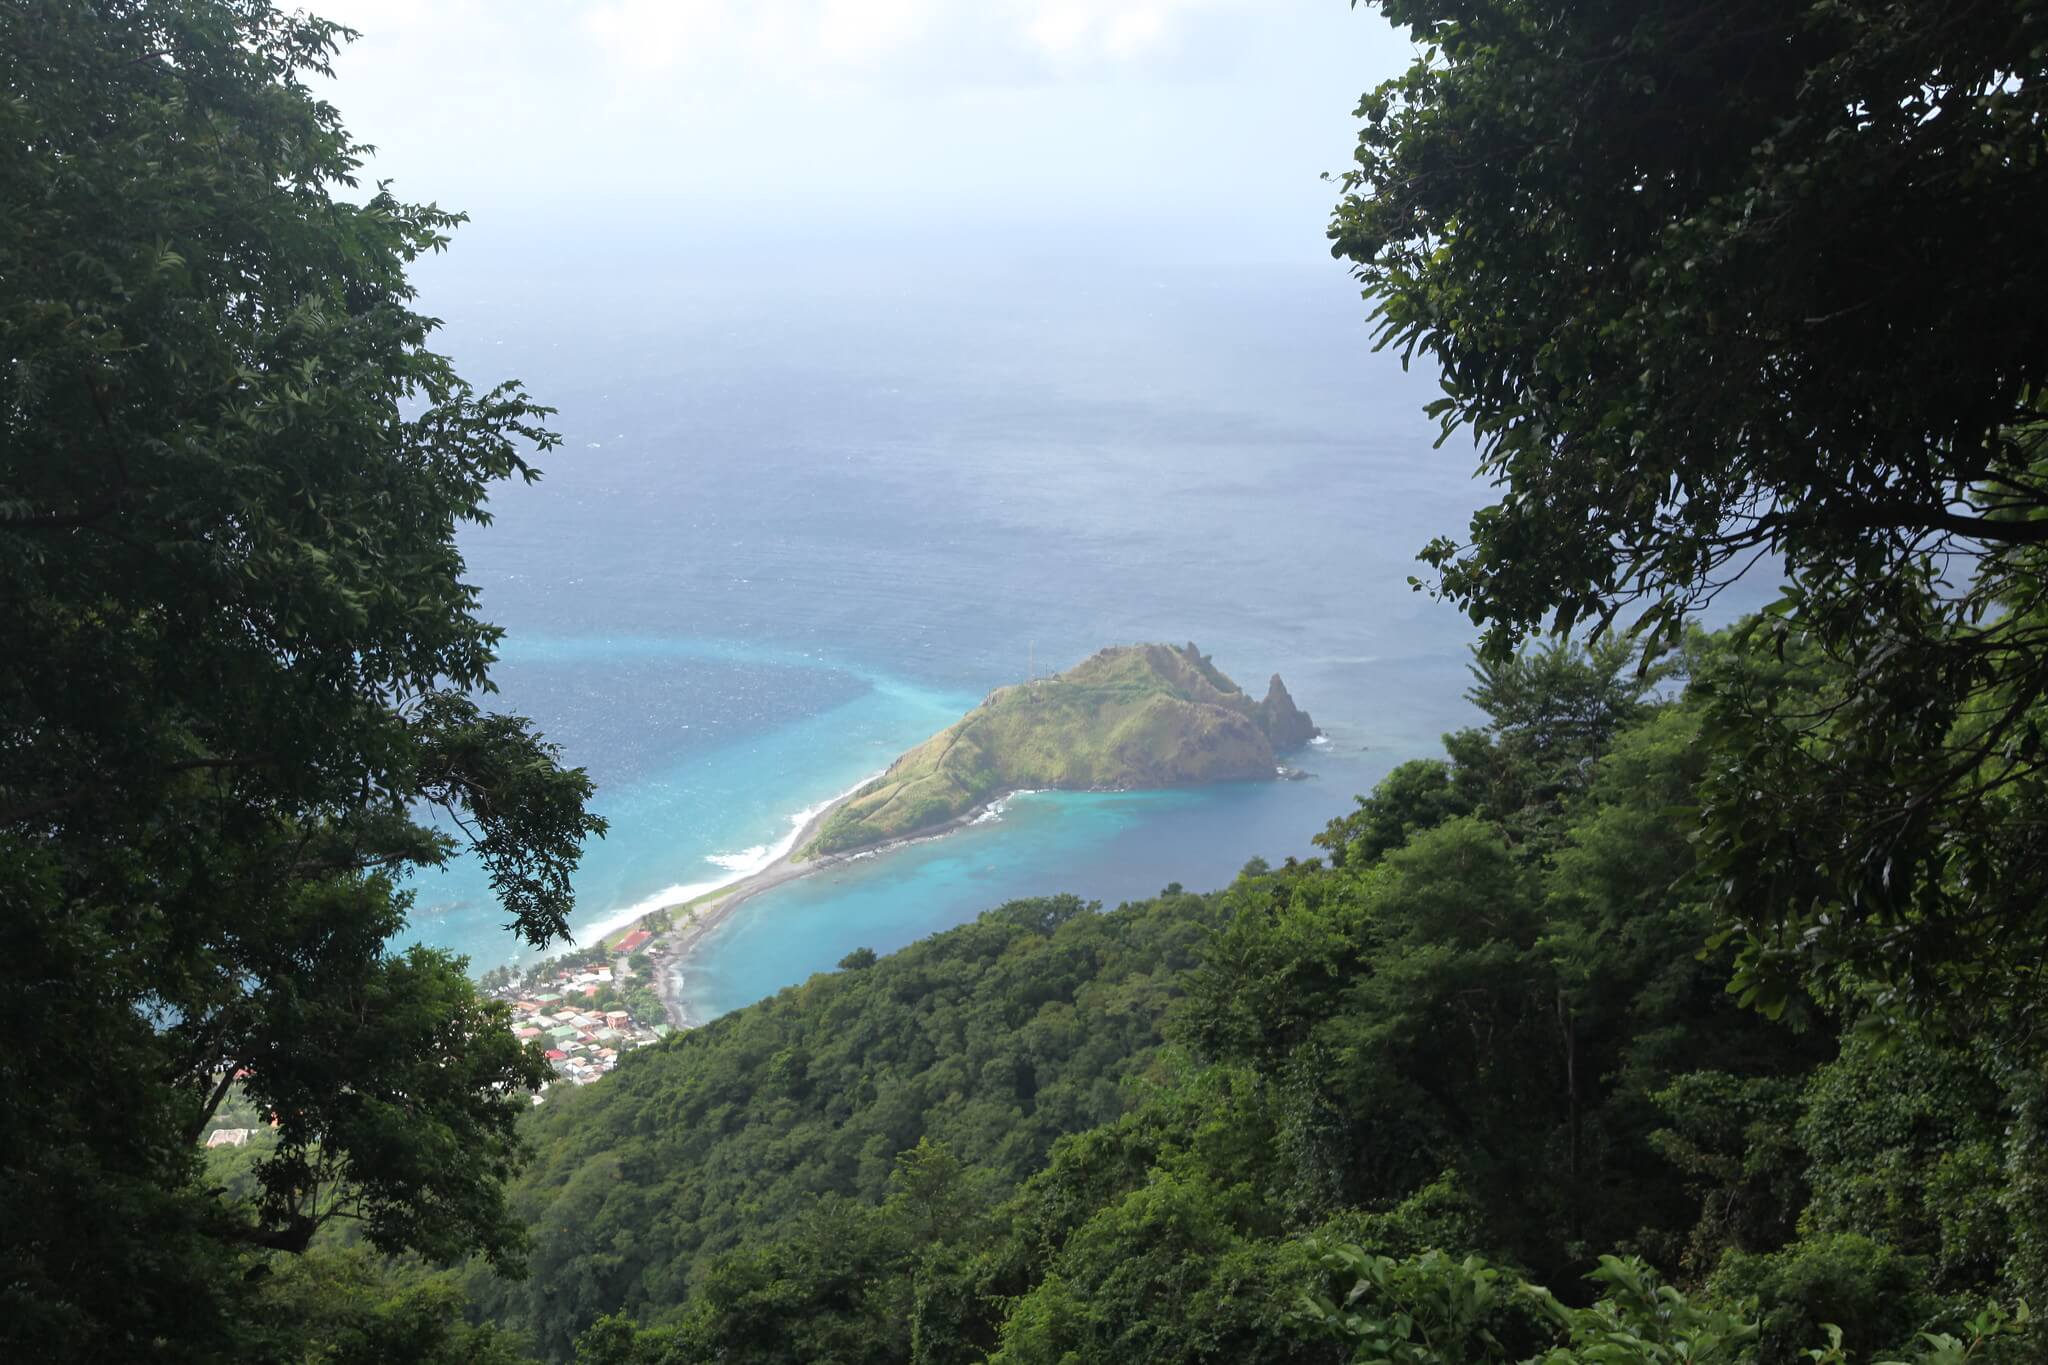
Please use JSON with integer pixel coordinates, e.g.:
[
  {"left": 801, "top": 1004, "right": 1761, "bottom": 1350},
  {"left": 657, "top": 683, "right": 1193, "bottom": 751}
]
[
  {"left": 7, "top": 0, "right": 2047, "bottom": 1362},
  {"left": 443, "top": 641, "right": 2034, "bottom": 1363}
]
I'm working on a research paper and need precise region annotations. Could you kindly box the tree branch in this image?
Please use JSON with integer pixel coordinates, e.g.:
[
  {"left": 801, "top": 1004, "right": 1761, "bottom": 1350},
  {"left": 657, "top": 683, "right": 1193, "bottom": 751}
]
[{"left": 186, "top": 1068, "right": 238, "bottom": 1147}]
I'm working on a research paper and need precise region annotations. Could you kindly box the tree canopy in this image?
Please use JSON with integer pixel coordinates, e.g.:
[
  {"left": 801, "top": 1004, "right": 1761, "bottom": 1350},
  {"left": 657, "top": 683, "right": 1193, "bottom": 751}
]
[
  {"left": 1331, "top": 0, "right": 2048, "bottom": 1031},
  {"left": 1, "top": 2, "right": 601, "bottom": 1357},
  {"left": 485, "top": 643, "right": 2039, "bottom": 1363},
  {"left": 1332, "top": 0, "right": 2048, "bottom": 652},
  {"left": 13, "top": 1, "right": 2048, "bottom": 1360}
]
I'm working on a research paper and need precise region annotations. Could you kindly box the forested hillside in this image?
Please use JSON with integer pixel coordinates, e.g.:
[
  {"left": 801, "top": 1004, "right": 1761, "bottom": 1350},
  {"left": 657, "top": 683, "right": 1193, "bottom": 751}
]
[
  {"left": 473, "top": 640, "right": 2035, "bottom": 1364},
  {"left": 474, "top": 889, "right": 1224, "bottom": 1356}
]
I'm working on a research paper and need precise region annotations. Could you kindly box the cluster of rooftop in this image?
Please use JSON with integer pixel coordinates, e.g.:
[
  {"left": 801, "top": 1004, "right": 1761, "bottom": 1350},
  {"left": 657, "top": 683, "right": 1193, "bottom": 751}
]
[{"left": 492, "top": 952, "right": 670, "bottom": 1100}]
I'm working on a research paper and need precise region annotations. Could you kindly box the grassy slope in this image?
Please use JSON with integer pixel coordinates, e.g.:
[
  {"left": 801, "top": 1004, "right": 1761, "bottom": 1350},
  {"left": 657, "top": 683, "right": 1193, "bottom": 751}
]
[{"left": 802, "top": 644, "right": 1281, "bottom": 858}]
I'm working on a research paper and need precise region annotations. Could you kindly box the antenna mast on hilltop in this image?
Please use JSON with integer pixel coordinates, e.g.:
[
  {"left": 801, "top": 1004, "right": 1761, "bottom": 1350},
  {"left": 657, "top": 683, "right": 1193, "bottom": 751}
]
[{"left": 1028, "top": 639, "right": 1034, "bottom": 682}]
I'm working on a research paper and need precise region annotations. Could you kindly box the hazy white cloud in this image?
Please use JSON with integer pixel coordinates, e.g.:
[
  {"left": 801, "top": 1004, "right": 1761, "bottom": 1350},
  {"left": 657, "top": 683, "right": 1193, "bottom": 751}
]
[
  {"left": 313, "top": 0, "right": 508, "bottom": 54},
  {"left": 581, "top": 0, "right": 736, "bottom": 76},
  {"left": 574, "top": 0, "right": 1254, "bottom": 80},
  {"left": 579, "top": 0, "right": 927, "bottom": 79},
  {"left": 816, "top": 0, "right": 934, "bottom": 66},
  {"left": 303, "top": 0, "right": 1411, "bottom": 264},
  {"left": 1012, "top": 0, "right": 1235, "bottom": 62}
]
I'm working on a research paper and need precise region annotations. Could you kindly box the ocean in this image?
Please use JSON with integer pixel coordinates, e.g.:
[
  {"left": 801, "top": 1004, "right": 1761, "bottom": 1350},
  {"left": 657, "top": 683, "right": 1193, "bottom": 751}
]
[{"left": 394, "top": 237, "right": 1494, "bottom": 1020}]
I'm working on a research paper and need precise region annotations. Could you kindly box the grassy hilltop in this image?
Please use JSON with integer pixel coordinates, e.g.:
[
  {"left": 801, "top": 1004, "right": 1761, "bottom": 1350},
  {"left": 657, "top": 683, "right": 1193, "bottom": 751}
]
[{"left": 799, "top": 643, "right": 1317, "bottom": 858}]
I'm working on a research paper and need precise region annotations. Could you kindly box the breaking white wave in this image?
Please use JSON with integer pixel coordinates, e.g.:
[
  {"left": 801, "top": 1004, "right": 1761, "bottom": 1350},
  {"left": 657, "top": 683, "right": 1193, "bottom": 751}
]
[
  {"left": 706, "top": 844, "right": 774, "bottom": 875},
  {"left": 573, "top": 877, "right": 729, "bottom": 948},
  {"left": 570, "top": 771, "right": 885, "bottom": 946},
  {"left": 970, "top": 788, "right": 1043, "bottom": 826}
]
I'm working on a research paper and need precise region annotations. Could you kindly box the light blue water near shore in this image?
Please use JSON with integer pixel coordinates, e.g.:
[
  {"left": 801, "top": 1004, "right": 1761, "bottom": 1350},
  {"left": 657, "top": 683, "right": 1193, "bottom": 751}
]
[
  {"left": 671, "top": 759, "right": 1383, "bottom": 1021},
  {"left": 401, "top": 635, "right": 981, "bottom": 954},
  {"left": 393, "top": 239, "right": 1617, "bottom": 1009}
]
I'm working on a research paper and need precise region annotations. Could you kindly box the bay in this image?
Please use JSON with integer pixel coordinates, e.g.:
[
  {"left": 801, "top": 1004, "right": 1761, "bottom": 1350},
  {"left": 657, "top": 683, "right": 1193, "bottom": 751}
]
[{"left": 396, "top": 242, "right": 1491, "bottom": 1017}]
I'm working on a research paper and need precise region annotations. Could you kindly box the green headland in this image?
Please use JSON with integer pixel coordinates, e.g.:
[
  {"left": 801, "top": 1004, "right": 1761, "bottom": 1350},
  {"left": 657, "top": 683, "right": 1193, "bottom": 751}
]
[{"left": 798, "top": 642, "right": 1318, "bottom": 858}]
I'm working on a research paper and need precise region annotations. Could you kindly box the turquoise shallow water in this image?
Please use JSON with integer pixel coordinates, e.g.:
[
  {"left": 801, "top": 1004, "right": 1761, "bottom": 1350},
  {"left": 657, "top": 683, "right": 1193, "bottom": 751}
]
[
  {"left": 400, "top": 626, "right": 1396, "bottom": 999},
  {"left": 390, "top": 251, "right": 1547, "bottom": 1010},
  {"left": 401, "top": 638, "right": 980, "bottom": 962},
  {"left": 671, "top": 754, "right": 1385, "bottom": 1022}
]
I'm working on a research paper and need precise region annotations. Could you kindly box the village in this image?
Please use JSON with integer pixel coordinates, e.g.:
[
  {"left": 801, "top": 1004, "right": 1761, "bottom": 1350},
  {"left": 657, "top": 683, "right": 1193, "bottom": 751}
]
[
  {"left": 201, "top": 926, "right": 678, "bottom": 1151},
  {"left": 487, "top": 924, "right": 674, "bottom": 1099}
]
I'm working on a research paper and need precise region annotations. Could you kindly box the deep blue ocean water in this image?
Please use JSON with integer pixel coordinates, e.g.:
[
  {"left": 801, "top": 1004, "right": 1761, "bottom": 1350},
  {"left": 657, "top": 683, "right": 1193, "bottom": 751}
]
[{"left": 394, "top": 242, "right": 1497, "bottom": 1019}]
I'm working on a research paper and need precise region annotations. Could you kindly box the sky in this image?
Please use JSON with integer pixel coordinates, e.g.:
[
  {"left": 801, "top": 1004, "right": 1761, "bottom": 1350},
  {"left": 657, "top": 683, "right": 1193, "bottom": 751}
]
[{"left": 306, "top": 0, "right": 1421, "bottom": 266}]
